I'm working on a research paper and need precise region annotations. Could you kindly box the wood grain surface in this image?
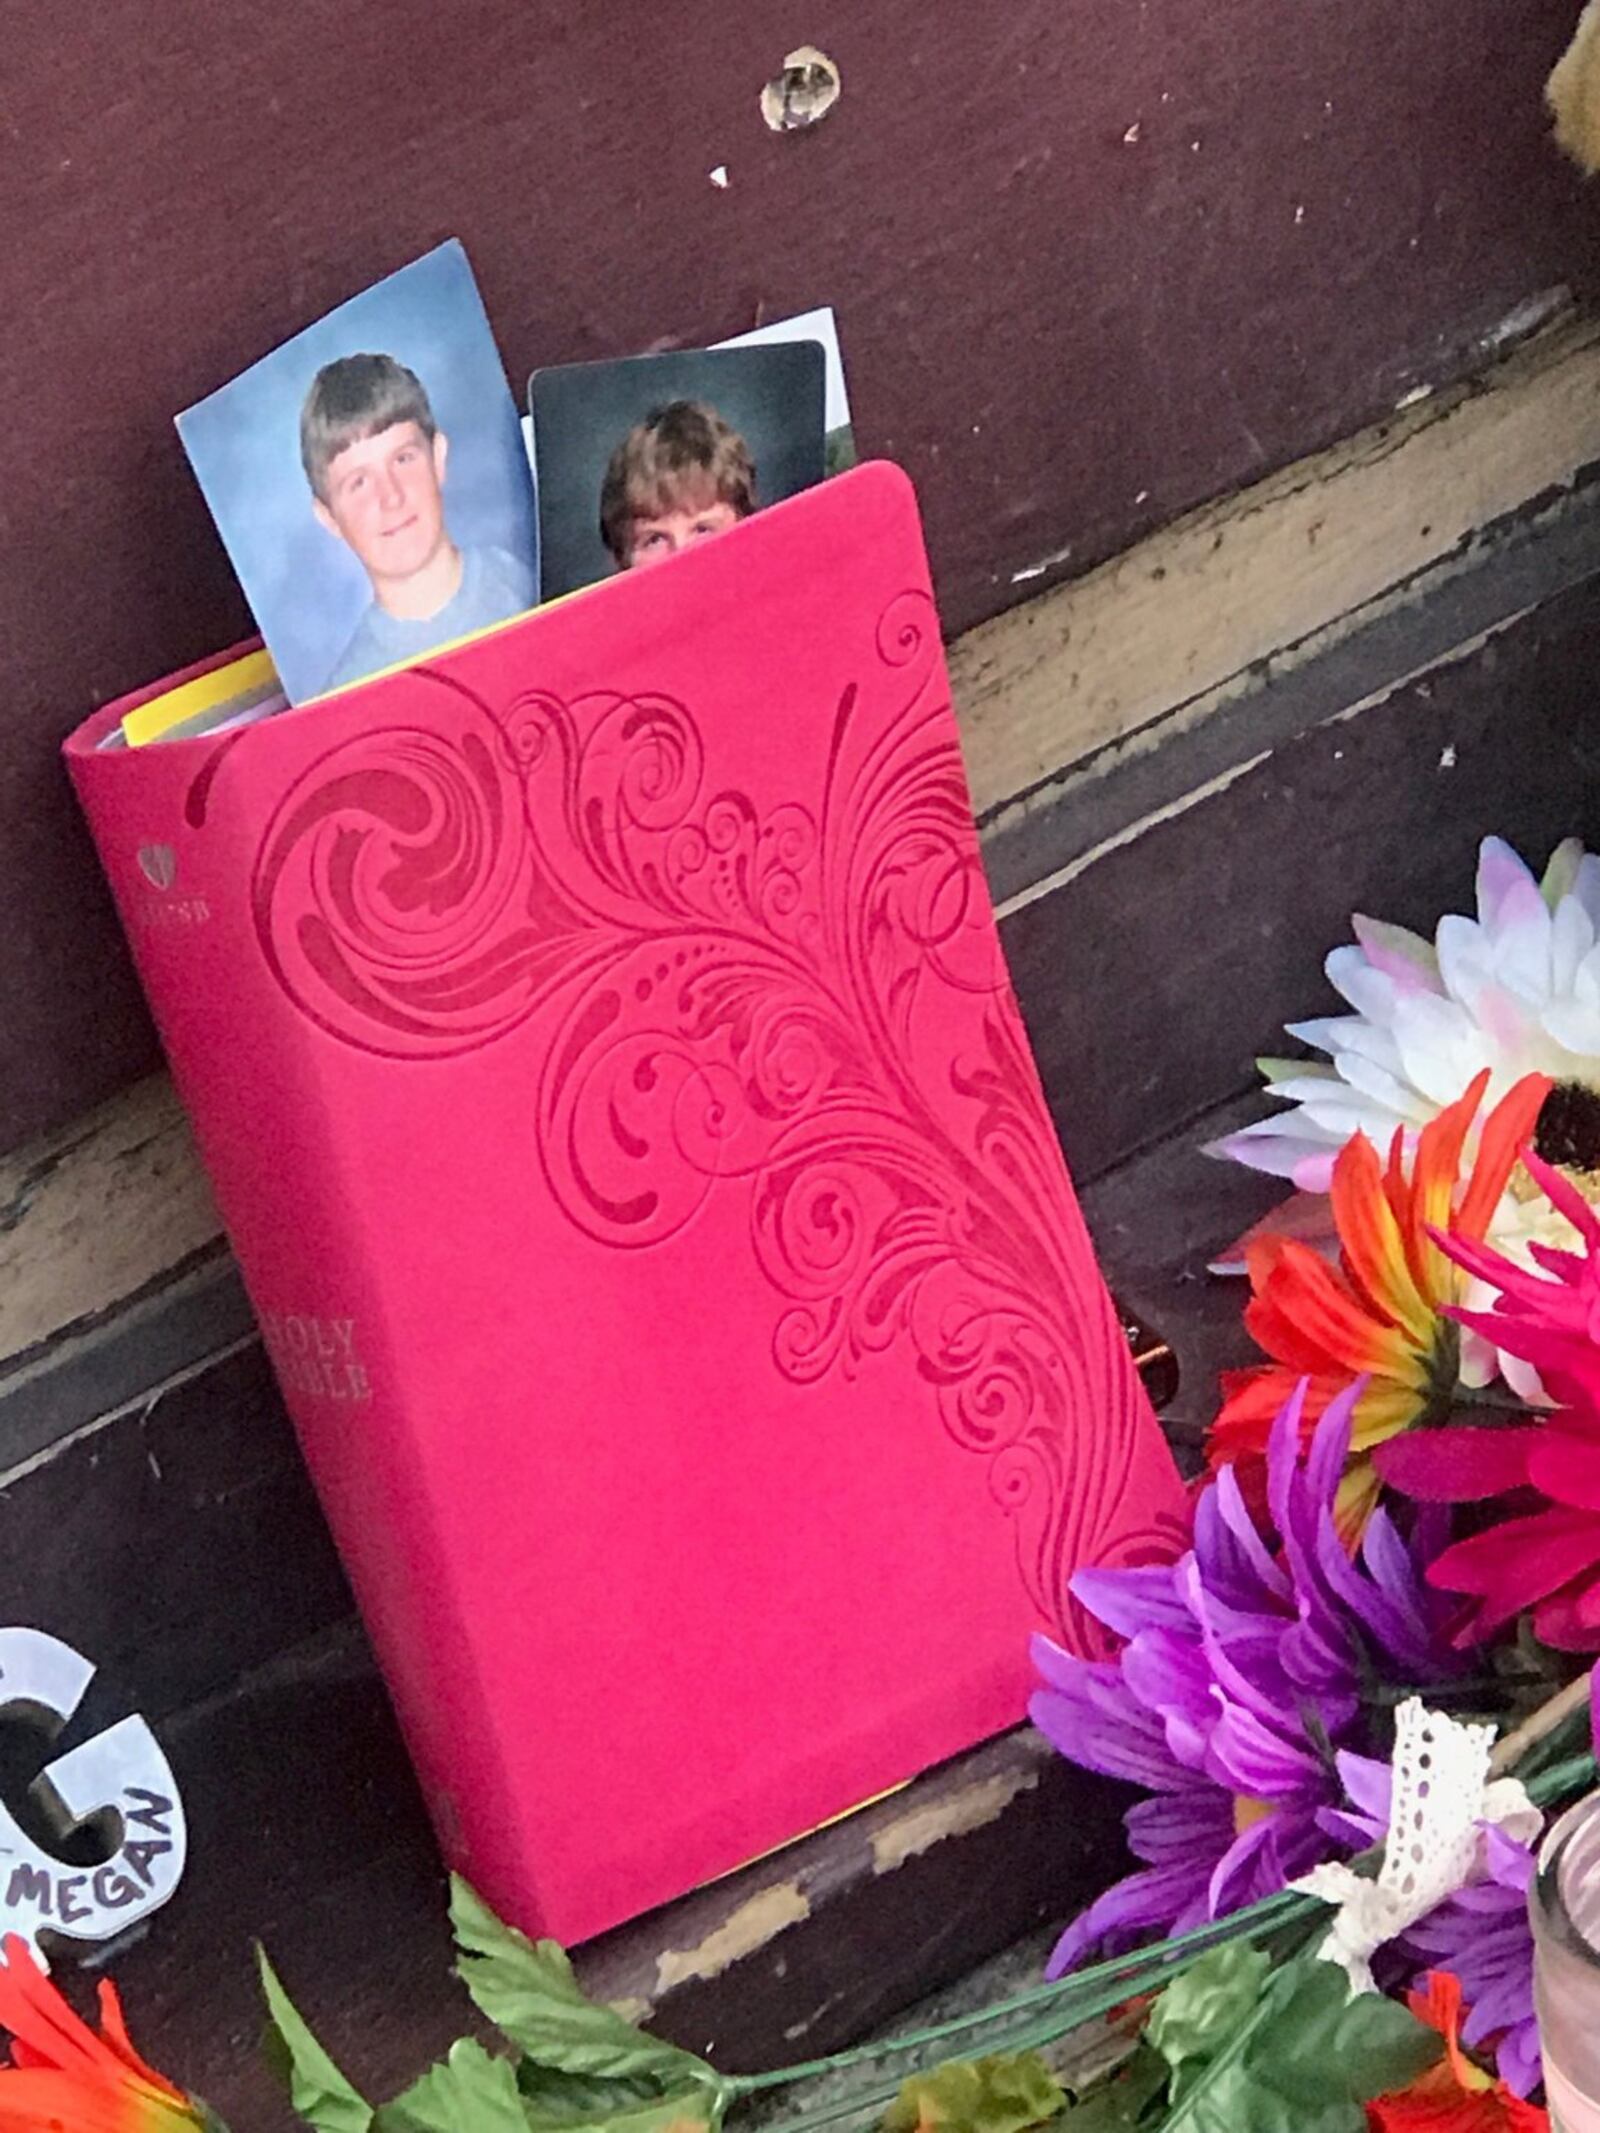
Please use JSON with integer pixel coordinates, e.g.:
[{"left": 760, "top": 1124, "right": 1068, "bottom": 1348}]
[{"left": 4, "top": 0, "right": 1599, "bottom": 1147}]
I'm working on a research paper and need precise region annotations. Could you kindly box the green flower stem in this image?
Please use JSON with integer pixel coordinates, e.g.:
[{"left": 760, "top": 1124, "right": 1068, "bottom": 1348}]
[
  {"left": 1528, "top": 1750, "right": 1597, "bottom": 1805},
  {"left": 725, "top": 1892, "right": 1321, "bottom": 2101},
  {"left": 1439, "top": 1383, "right": 1542, "bottom": 1421},
  {"left": 716, "top": 1738, "right": 1598, "bottom": 2123},
  {"left": 747, "top": 2011, "right": 1119, "bottom": 2133},
  {"left": 756, "top": 1920, "right": 1328, "bottom": 2133},
  {"left": 1146, "top": 1911, "right": 1335, "bottom": 2133}
]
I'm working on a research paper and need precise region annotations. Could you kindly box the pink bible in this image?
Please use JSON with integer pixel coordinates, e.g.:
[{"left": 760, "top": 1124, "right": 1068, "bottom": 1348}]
[{"left": 65, "top": 464, "right": 1185, "bottom": 1943}]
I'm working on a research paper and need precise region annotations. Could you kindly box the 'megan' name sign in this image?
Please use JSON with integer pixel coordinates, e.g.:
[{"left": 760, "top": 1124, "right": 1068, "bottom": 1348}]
[{"left": 0, "top": 1626, "right": 186, "bottom": 1950}]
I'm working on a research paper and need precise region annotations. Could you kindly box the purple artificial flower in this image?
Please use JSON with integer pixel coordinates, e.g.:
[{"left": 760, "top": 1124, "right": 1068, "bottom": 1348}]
[
  {"left": 1406, "top": 1827, "right": 1540, "bottom": 2098},
  {"left": 1031, "top": 1379, "right": 1463, "bottom": 1977},
  {"left": 1335, "top": 1753, "right": 1541, "bottom": 2098}
]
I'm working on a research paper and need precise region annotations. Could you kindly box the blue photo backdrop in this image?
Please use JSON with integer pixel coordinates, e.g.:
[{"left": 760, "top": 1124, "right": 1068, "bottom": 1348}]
[{"left": 177, "top": 240, "right": 538, "bottom": 704}]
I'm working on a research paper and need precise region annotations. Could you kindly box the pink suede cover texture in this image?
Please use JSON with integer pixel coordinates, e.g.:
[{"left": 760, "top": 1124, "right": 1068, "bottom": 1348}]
[{"left": 66, "top": 463, "right": 1185, "bottom": 1943}]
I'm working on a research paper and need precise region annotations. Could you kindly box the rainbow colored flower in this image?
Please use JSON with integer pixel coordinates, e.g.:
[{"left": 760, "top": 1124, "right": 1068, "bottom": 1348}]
[{"left": 1209, "top": 1070, "right": 1550, "bottom": 1525}]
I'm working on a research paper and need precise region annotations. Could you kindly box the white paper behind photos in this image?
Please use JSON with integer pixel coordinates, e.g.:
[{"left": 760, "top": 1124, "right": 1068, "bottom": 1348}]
[{"left": 521, "top": 305, "right": 855, "bottom": 478}]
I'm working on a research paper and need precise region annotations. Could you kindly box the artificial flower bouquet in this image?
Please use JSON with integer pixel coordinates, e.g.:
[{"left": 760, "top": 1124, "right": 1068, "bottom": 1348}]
[
  {"left": 5, "top": 835, "right": 1600, "bottom": 2133},
  {"left": 1018, "top": 835, "right": 1600, "bottom": 2123}
]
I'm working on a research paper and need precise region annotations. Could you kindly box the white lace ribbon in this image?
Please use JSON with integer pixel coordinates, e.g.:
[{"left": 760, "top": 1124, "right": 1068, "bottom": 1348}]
[{"left": 1291, "top": 1696, "right": 1543, "bottom": 1995}]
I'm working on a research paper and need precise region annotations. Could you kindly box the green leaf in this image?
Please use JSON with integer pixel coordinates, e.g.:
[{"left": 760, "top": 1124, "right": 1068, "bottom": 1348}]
[
  {"left": 882, "top": 2052, "right": 1067, "bottom": 2133},
  {"left": 516, "top": 2066, "right": 672, "bottom": 2123},
  {"left": 1160, "top": 2054, "right": 1348, "bottom": 2133},
  {"left": 377, "top": 2041, "right": 528, "bottom": 2133},
  {"left": 257, "top": 1947, "right": 375, "bottom": 2133},
  {"left": 1251, "top": 1961, "right": 1441, "bottom": 2110},
  {"left": 521, "top": 2089, "right": 720, "bottom": 2133},
  {"left": 1059, "top": 2045, "right": 1169, "bottom": 2131},
  {"left": 1147, "top": 1945, "right": 1270, "bottom": 2102},
  {"left": 1152, "top": 1954, "right": 1444, "bottom": 2133},
  {"left": 449, "top": 1878, "right": 714, "bottom": 2093}
]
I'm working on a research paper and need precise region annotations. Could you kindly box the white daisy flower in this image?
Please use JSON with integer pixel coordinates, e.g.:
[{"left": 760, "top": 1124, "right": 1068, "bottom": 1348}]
[{"left": 1209, "top": 835, "right": 1600, "bottom": 1197}]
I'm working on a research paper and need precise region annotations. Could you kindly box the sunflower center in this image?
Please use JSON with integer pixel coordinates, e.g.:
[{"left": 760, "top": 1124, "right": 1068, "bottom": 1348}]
[
  {"left": 1232, "top": 1794, "right": 1273, "bottom": 1835},
  {"left": 1534, "top": 1080, "right": 1600, "bottom": 1181}
]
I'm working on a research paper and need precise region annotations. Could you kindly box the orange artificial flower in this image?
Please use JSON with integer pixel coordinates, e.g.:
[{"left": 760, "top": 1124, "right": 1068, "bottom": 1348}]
[
  {"left": 1367, "top": 1972, "right": 1547, "bottom": 2131},
  {"left": 1207, "top": 1069, "right": 1551, "bottom": 1529},
  {"left": 0, "top": 1934, "right": 214, "bottom": 2133}
]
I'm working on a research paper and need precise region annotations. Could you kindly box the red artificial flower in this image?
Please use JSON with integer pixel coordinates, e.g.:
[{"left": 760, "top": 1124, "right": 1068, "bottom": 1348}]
[
  {"left": 0, "top": 1934, "right": 213, "bottom": 2133},
  {"left": 1209, "top": 1071, "right": 1550, "bottom": 1531},
  {"left": 1366, "top": 1972, "right": 1548, "bottom": 2131},
  {"left": 1375, "top": 1411, "right": 1600, "bottom": 1648}
]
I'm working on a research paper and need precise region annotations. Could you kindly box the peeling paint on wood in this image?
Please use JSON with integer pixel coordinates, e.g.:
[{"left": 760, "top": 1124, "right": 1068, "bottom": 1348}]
[
  {"left": 870, "top": 1766, "right": 1041, "bottom": 1874},
  {"left": 0, "top": 1076, "right": 220, "bottom": 1370},
  {"left": 653, "top": 1883, "right": 812, "bottom": 1994},
  {"left": 951, "top": 317, "right": 1600, "bottom": 822}
]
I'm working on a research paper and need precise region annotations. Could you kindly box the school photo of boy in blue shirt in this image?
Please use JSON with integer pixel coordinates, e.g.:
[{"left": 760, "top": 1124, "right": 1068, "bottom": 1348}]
[{"left": 301, "top": 353, "right": 536, "bottom": 694}]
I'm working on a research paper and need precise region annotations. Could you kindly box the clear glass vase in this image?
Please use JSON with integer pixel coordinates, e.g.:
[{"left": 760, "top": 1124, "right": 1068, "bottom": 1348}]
[{"left": 1533, "top": 1791, "right": 1600, "bottom": 2130}]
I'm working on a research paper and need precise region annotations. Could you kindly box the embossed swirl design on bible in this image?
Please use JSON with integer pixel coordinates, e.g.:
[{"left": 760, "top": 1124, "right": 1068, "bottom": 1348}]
[{"left": 248, "top": 592, "right": 1171, "bottom": 1643}]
